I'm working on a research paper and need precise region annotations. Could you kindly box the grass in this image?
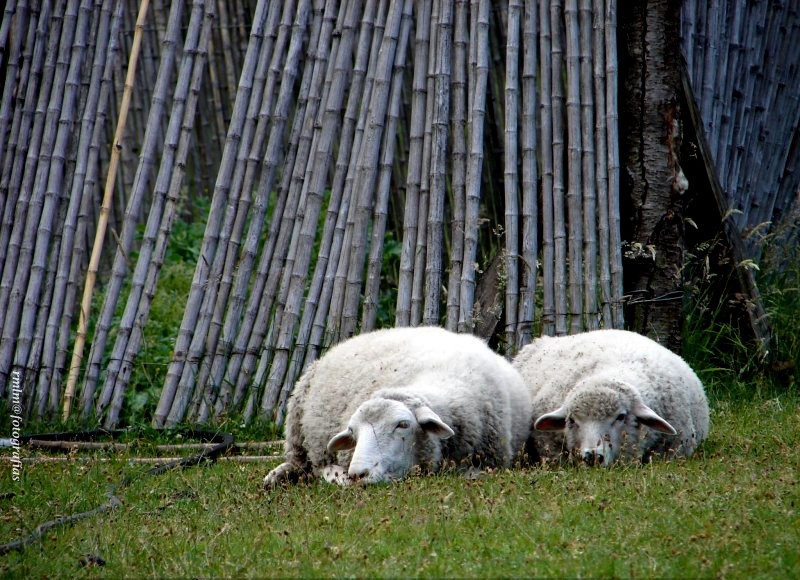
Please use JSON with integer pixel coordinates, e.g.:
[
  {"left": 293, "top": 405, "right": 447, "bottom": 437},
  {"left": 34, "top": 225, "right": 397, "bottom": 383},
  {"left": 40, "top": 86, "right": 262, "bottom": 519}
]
[{"left": 1, "top": 393, "right": 798, "bottom": 578}]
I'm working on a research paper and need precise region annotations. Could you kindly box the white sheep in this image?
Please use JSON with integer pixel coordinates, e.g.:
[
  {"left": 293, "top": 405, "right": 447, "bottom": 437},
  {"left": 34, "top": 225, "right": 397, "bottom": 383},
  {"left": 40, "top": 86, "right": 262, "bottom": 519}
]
[
  {"left": 264, "top": 326, "right": 532, "bottom": 487},
  {"left": 512, "top": 329, "right": 710, "bottom": 466}
]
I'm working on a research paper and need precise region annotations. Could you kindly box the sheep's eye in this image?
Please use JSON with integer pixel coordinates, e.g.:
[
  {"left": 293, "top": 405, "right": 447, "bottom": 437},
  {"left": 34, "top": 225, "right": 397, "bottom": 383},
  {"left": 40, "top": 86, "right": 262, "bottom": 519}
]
[
  {"left": 395, "top": 420, "right": 411, "bottom": 430},
  {"left": 616, "top": 413, "right": 627, "bottom": 422},
  {"left": 567, "top": 417, "right": 576, "bottom": 427}
]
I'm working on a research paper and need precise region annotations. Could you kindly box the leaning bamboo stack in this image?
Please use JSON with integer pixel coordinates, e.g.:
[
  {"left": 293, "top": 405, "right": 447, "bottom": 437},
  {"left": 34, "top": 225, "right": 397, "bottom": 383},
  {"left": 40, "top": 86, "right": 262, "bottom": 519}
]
[
  {"left": 0, "top": 1, "right": 627, "bottom": 427},
  {"left": 681, "top": 0, "right": 800, "bottom": 260},
  {"left": 0, "top": 1, "right": 232, "bottom": 414},
  {"left": 148, "top": 0, "right": 627, "bottom": 427}
]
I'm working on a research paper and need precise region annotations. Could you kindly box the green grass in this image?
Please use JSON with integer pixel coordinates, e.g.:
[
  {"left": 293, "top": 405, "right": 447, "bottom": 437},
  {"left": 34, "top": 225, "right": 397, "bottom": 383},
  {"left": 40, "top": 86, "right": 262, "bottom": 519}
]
[{"left": 2, "top": 393, "right": 798, "bottom": 578}]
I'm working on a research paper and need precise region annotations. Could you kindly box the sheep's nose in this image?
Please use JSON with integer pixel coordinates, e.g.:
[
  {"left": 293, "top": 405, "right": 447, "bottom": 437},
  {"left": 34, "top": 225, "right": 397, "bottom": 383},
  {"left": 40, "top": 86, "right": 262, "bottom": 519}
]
[
  {"left": 348, "top": 464, "right": 370, "bottom": 480},
  {"left": 582, "top": 450, "right": 603, "bottom": 466}
]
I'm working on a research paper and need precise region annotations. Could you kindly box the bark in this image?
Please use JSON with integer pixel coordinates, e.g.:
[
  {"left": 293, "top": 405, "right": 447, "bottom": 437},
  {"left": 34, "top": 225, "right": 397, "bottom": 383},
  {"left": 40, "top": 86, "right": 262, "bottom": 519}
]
[{"left": 620, "top": 0, "right": 685, "bottom": 351}]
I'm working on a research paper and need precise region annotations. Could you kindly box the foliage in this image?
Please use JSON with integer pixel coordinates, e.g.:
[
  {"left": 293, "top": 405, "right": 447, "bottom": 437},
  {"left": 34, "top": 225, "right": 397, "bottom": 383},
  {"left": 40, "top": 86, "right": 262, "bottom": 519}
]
[
  {"left": 683, "top": 221, "right": 799, "bottom": 402},
  {"left": 1, "top": 393, "right": 797, "bottom": 578},
  {"left": 375, "top": 230, "right": 402, "bottom": 329}
]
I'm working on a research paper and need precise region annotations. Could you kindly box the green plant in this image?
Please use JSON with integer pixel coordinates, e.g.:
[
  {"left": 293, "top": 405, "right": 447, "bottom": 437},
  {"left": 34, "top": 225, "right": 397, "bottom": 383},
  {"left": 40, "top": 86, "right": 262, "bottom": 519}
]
[
  {"left": 683, "top": 218, "right": 799, "bottom": 402},
  {"left": 376, "top": 230, "right": 401, "bottom": 328}
]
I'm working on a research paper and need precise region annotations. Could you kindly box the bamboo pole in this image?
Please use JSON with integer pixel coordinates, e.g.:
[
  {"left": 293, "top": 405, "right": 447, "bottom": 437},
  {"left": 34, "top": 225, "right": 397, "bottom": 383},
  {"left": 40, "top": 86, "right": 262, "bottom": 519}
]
[
  {"left": 458, "top": 0, "right": 490, "bottom": 333},
  {"left": 565, "top": 0, "right": 583, "bottom": 334},
  {"left": 0, "top": 3, "right": 40, "bottom": 299},
  {"left": 62, "top": 4, "right": 126, "bottom": 417},
  {"left": 504, "top": 0, "right": 522, "bottom": 351},
  {"left": 421, "top": 0, "right": 452, "bottom": 327},
  {"left": 217, "top": 0, "right": 313, "bottom": 418},
  {"left": 237, "top": 0, "right": 340, "bottom": 423},
  {"left": 551, "top": 0, "right": 568, "bottom": 335},
  {"left": 190, "top": 0, "right": 299, "bottom": 422},
  {"left": 197, "top": 0, "right": 289, "bottom": 419},
  {"left": 0, "top": 3, "right": 60, "bottom": 399},
  {"left": 338, "top": 0, "right": 402, "bottom": 338},
  {"left": 234, "top": 1, "right": 377, "bottom": 420},
  {"left": 103, "top": 0, "right": 216, "bottom": 428},
  {"left": 96, "top": 0, "right": 212, "bottom": 427},
  {"left": 444, "top": 0, "right": 468, "bottom": 332},
  {"left": 249, "top": 1, "right": 329, "bottom": 422},
  {"left": 0, "top": 0, "right": 25, "bottom": 184},
  {"left": 359, "top": 0, "right": 413, "bottom": 334},
  {"left": 579, "top": 0, "right": 598, "bottom": 330},
  {"left": 289, "top": 0, "right": 377, "bottom": 396},
  {"left": 539, "top": 0, "right": 555, "bottom": 336},
  {"left": 39, "top": 0, "right": 120, "bottom": 417},
  {"left": 166, "top": 0, "right": 311, "bottom": 427},
  {"left": 229, "top": 0, "right": 319, "bottom": 422},
  {"left": 323, "top": 0, "right": 385, "bottom": 341},
  {"left": 396, "top": 0, "right": 431, "bottom": 327},
  {"left": 517, "top": 0, "right": 538, "bottom": 348},
  {"left": 593, "top": 0, "right": 611, "bottom": 326},
  {"left": 606, "top": 0, "right": 623, "bottom": 328},
  {"left": 191, "top": 0, "right": 286, "bottom": 417},
  {"left": 62, "top": 0, "right": 151, "bottom": 420},
  {"left": 409, "top": 0, "right": 437, "bottom": 327}
]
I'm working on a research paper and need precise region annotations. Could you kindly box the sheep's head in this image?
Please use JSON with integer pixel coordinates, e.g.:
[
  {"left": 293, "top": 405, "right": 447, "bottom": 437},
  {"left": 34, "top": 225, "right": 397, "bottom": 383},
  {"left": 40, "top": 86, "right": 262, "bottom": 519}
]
[
  {"left": 326, "top": 394, "right": 454, "bottom": 484},
  {"left": 534, "top": 379, "right": 676, "bottom": 466}
]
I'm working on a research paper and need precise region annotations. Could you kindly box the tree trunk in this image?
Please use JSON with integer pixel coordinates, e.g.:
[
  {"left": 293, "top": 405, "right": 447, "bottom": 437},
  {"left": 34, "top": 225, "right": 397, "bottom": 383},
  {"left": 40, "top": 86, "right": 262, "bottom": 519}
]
[{"left": 620, "top": 0, "right": 685, "bottom": 351}]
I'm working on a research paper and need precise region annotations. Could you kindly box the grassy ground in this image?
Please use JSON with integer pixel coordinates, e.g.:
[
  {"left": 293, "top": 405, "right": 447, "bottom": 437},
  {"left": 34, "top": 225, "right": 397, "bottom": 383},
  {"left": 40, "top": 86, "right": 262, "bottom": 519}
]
[{"left": 1, "top": 393, "right": 797, "bottom": 578}]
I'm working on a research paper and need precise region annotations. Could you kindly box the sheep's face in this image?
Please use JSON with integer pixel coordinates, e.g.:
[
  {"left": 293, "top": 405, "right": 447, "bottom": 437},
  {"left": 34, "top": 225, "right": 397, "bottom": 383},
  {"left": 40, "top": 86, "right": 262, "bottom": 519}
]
[
  {"left": 534, "top": 382, "right": 676, "bottom": 466},
  {"left": 326, "top": 398, "right": 454, "bottom": 484}
]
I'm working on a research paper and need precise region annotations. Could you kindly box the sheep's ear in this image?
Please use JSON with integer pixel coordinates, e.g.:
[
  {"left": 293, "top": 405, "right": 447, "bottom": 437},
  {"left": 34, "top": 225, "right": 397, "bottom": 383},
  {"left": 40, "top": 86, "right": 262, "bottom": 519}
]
[
  {"left": 415, "top": 406, "right": 455, "bottom": 439},
  {"left": 327, "top": 429, "right": 357, "bottom": 452},
  {"left": 632, "top": 402, "right": 677, "bottom": 435},
  {"left": 534, "top": 408, "right": 568, "bottom": 431}
]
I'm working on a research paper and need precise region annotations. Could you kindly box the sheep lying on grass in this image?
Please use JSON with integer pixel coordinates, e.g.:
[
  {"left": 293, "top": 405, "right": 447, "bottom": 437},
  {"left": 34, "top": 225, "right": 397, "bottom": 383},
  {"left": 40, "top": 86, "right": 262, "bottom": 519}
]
[
  {"left": 264, "top": 326, "right": 531, "bottom": 487},
  {"left": 513, "top": 329, "right": 709, "bottom": 466}
]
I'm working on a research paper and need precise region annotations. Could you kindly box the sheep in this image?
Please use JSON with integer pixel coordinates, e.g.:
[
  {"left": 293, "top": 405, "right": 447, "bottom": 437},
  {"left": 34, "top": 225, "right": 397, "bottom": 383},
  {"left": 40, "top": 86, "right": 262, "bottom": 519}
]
[
  {"left": 512, "top": 329, "right": 710, "bottom": 466},
  {"left": 264, "top": 326, "right": 532, "bottom": 487}
]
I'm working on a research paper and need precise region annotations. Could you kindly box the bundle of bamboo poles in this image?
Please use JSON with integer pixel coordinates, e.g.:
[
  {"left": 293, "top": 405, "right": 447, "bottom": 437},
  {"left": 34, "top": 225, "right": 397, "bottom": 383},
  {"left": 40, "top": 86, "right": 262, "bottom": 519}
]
[
  {"left": 681, "top": 0, "right": 800, "bottom": 259},
  {"left": 0, "top": 0, "right": 641, "bottom": 427},
  {"left": 7, "top": 0, "right": 794, "bottom": 428},
  {"left": 0, "top": 0, "right": 247, "bottom": 422},
  {"left": 142, "top": 0, "right": 624, "bottom": 428}
]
